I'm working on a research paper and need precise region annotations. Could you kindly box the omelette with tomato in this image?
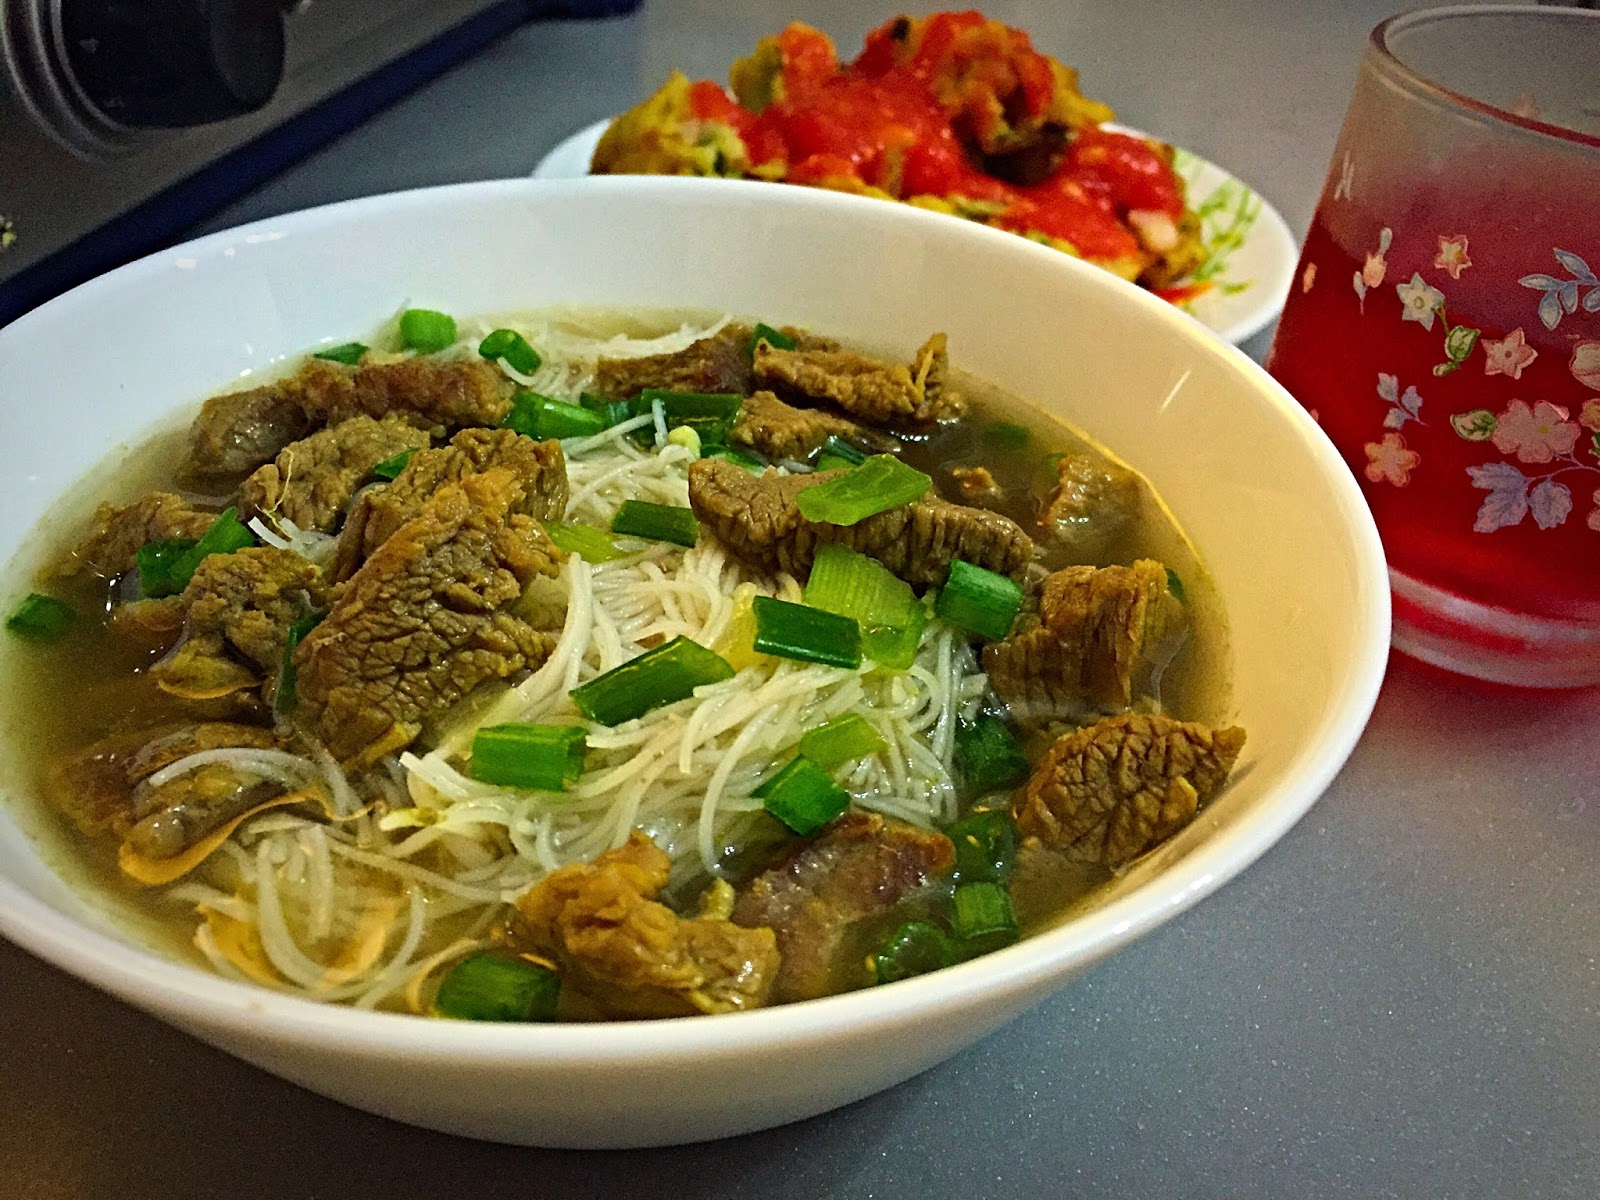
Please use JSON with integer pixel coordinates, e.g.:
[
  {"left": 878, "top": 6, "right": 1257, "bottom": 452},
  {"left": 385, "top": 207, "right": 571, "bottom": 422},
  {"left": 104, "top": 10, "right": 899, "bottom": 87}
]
[{"left": 591, "top": 11, "right": 1206, "bottom": 291}]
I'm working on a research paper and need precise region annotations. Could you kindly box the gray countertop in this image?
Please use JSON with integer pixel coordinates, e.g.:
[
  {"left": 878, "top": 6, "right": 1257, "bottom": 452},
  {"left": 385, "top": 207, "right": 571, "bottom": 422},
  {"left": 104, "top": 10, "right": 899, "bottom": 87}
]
[{"left": 4, "top": 3, "right": 1597, "bottom": 1197}]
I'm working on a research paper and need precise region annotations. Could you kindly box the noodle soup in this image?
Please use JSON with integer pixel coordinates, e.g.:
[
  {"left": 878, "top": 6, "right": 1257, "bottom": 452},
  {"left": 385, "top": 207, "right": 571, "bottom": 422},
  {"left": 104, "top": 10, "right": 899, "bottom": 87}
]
[{"left": 2, "top": 307, "right": 1239, "bottom": 1021}]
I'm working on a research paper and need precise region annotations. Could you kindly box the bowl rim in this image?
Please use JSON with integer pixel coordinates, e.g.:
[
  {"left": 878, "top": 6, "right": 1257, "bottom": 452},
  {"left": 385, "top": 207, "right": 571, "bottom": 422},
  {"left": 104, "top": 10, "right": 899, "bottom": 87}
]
[{"left": 0, "top": 174, "right": 1391, "bottom": 1060}]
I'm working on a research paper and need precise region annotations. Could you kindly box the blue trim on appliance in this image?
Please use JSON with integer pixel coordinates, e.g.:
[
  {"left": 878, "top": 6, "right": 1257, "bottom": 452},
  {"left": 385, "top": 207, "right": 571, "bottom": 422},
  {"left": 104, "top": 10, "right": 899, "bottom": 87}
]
[{"left": 0, "top": 0, "right": 640, "bottom": 327}]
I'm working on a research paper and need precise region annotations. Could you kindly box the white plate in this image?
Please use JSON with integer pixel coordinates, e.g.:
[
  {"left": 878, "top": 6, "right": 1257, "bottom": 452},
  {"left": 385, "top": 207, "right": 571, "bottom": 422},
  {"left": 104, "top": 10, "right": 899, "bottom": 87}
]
[{"left": 533, "top": 118, "right": 1298, "bottom": 345}]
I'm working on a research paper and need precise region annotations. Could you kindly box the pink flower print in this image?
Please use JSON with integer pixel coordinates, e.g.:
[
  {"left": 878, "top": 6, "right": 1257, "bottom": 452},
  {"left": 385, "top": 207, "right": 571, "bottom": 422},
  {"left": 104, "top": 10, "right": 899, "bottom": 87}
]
[
  {"left": 1364, "top": 433, "right": 1420, "bottom": 486},
  {"left": 1301, "top": 262, "right": 1317, "bottom": 293},
  {"left": 1589, "top": 489, "right": 1600, "bottom": 533},
  {"left": 1434, "top": 235, "right": 1471, "bottom": 279},
  {"left": 1396, "top": 273, "right": 1445, "bottom": 331},
  {"left": 1482, "top": 328, "right": 1538, "bottom": 379},
  {"left": 1580, "top": 399, "right": 1600, "bottom": 432},
  {"left": 1571, "top": 341, "right": 1600, "bottom": 391},
  {"left": 1352, "top": 227, "right": 1390, "bottom": 309},
  {"left": 1490, "top": 399, "right": 1580, "bottom": 464}
]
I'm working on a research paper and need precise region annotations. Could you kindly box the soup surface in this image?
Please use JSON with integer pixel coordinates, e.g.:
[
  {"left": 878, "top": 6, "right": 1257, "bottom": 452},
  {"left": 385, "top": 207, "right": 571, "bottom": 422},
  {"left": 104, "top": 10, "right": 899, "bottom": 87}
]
[{"left": 1, "top": 308, "right": 1242, "bottom": 1021}]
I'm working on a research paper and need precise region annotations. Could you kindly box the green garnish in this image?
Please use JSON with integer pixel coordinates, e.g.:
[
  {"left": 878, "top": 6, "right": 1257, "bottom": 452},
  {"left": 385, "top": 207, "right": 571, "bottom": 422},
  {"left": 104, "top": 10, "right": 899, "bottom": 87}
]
[
  {"left": 751, "top": 595, "right": 861, "bottom": 669},
  {"left": 470, "top": 724, "right": 587, "bottom": 791},
  {"left": 746, "top": 322, "right": 797, "bottom": 359},
  {"left": 797, "top": 713, "right": 887, "bottom": 770},
  {"left": 707, "top": 446, "right": 767, "bottom": 475},
  {"left": 433, "top": 953, "right": 560, "bottom": 1022},
  {"left": 274, "top": 612, "right": 323, "bottom": 713},
  {"left": 944, "top": 809, "right": 1018, "bottom": 884},
  {"left": 477, "top": 328, "right": 542, "bottom": 375},
  {"left": 1165, "top": 567, "right": 1187, "bottom": 604},
  {"left": 398, "top": 308, "right": 457, "bottom": 353},
  {"left": 546, "top": 521, "right": 625, "bottom": 563},
  {"left": 370, "top": 449, "right": 415, "bottom": 481},
  {"left": 803, "top": 542, "right": 924, "bottom": 670},
  {"left": 951, "top": 881, "right": 1019, "bottom": 957},
  {"left": 569, "top": 636, "right": 734, "bottom": 726},
  {"left": 578, "top": 392, "right": 635, "bottom": 429},
  {"left": 818, "top": 435, "right": 867, "bottom": 466},
  {"left": 953, "top": 715, "right": 1030, "bottom": 796},
  {"left": 983, "top": 420, "right": 1030, "bottom": 449},
  {"left": 934, "top": 559, "right": 1023, "bottom": 641},
  {"left": 610, "top": 500, "right": 699, "bottom": 547},
  {"left": 6, "top": 593, "right": 74, "bottom": 641},
  {"left": 814, "top": 454, "right": 857, "bottom": 473},
  {"left": 869, "top": 921, "right": 956, "bottom": 985},
  {"left": 794, "top": 455, "right": 931, "bottom": 526},
  {"left": 137, "top": 507, "right": 254, "bottom": 599},
  {"left": 754, "top": 755, "right": 850, "bottom": 836},
  {"left": 502, "top": 390, "right": 607, "bottom": 441},
  {"left": 312, "top": 342, "right": 367, "bottom": 365}
]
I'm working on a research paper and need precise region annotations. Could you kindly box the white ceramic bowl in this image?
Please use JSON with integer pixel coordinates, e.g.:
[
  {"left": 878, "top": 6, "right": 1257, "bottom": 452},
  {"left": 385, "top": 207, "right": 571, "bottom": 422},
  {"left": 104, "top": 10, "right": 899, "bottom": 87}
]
[{"left": 0, "top": 177, "right": 1389, "bottom": 1149}]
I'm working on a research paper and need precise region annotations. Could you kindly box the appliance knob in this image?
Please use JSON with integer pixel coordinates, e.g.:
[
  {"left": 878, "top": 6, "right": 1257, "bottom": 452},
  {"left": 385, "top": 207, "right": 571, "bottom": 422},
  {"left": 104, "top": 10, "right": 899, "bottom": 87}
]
[{"left": 60, "top": 0, "right": 285, "bottom": 128}]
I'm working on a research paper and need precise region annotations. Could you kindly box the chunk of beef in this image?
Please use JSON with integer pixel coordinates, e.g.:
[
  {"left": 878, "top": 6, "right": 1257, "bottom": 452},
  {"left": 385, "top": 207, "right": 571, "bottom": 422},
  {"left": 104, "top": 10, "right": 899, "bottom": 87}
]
[
  {"left": 730, "top": 812, "right": 955, "bottom": 1003},
  {"left": 951, "top": 465, "right": 1002, "bottom": 505},
  {"left": 240, "top": 416, "right": 432, "bottom": 533},
  {"left": 295, "top": 469, "right": 563, "bottom": 765},
  {"left": 188, "top": 383, "right": 313, "bottom": 477},
  {"left": 593, "top": 324, "right": 755, "bottom": 401},
  {"left": 340, "top": 429, "right": 567, "bottom": 575},
  {"left": 752, "top": 333, "right": 960, "bottom": 425},
  {"left": 728, "top": 390, "right": 897, "bottom": 461},
  {"left": 515, "top": 832, "right": 779, "bottom": 1018},
  {"left": 153, "top": 547, "right": 326, "bottom": 701},
  {"left": 186, "top": 358, "right": 514, "bottom": 476},
  {"left": 45, "top": 722, "right": 282, "bottom": 857},
  {"left": 310, "top": 357, "right": 513, "bottom": 431},
  {"left": 983, "top": 559, "right": 1184, "bottom": 720},
  {"left": 1038, "top": 449, "right": 1142, "bottom": 560},
  {"left": 1013, "top": 713, "right": 1245, "bottom": 868},
  {"left": 688, "top": 458, "right": 1033, "bottom": 585},
  {"left": 56, "top": 493, "right": 216, "bottom": 580}
]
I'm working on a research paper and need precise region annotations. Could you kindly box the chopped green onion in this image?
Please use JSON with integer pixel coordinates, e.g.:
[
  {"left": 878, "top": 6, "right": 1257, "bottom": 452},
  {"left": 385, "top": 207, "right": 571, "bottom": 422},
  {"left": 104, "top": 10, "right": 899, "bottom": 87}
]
[
  {"left": 754, "top": 754, "right": 850, "bottom": 836},
  {"left": 944, "top": 809, "right": 1018, "bottom": 884},
  {"left": 795, "top": 454, "right": 931, "bottom": 526},
  {"left": 862, "top": 604, "right": 926, "bottom": 671},
  {"left": 370, "top": 449, "right": 415, "bottom": 481},
  {"left": 312, "top": 341, "right": 367, "bottom": 365},
  {"left": 637, "top": 389, "right": 743, "bottom": 422},
  {"left": 983, "top": 420, "right": 1030, "bottom": 449},
  {"left": 1164, "top": 567, "right": 1187, "bottom": 604},
  {"left": 578, "top": 392, "right": 635, "bottom": 428},
  {"left": 275, "top": 612, "right": 323, "bottom": 713},
  {"left": 502, "top": 390, "right": 606, "bottom": 440},
  {"left": 470, "top": 723, "right": 587, "bottom": 791},
  {"left": 746, "top": 322, "right": 797, "bottom": 359},
  {"left": 751, "top": 595, "right": 861, "bottom": 668},
  {"left": 814, "top": 454, "right": 857, "bottom": 473},
  {"left": 935, "top": 559, "right": 1023, "bottom": 641},
  {"left": 953, "top": 714, "right": 1031, "bottom": 795},
  {"left": 818, "top": 435, "right": 867, "bottom": 466},
  {"left": 707, "top": 446, "right": 767, "bottom": 475},
  {"left": 433, "top": 952, "right": 560, "bottom": 1022},
  {"left": 477, "top": 328, "right": 542, "bottom": 375},
  {"left": 611, "top": 500, "right": 699, "bottom": 547},
  {"left": 546, "top": 521, "right": 625, "bottom": 563},
  {"left": 951, "top": 881, "right": 1019, "bottom": 956},
  {"left": 870, "top": 921, "right": 956, "bottom": 985},
  {"left": 803, "top": 542, "right": 923, "bottom": 670},
  {"left": 136, "top": 507, "right": 255, "bottom": 599},
  {"left": 797, "top": 713, "right": 887, "bottom": 769},
  {"left": 6, "top": 593, "right": 74, "bottom": 641},
  {"left": 570, "top": 636, "right": 734, "bottom": 725},
  {"left": 136, "top": 538, "right": 199, "bottom": 599},
  {"left": 398, "top": 308, "right": 456, "bottom": 353}
]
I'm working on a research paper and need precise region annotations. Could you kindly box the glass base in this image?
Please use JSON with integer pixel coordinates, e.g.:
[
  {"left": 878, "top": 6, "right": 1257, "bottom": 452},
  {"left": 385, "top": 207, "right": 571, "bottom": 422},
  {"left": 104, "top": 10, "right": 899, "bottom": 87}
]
[{"left": 1390, "top": 570, "right": 1600, "bottom": 689}]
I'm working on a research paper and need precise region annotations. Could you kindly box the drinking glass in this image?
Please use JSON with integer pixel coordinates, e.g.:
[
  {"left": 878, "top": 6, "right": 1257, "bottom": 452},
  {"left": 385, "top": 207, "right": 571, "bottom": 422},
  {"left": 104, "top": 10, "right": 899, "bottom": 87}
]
[{"left": 1266, "top": 5, "right": 1600, "bottom": 687}]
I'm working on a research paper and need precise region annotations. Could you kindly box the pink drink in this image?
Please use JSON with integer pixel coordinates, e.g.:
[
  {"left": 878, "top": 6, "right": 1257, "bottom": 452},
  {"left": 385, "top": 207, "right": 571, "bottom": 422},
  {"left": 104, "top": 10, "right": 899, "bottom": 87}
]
[{"left": 1265, "top": 8, "right": 1600, "bottom": 686}]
